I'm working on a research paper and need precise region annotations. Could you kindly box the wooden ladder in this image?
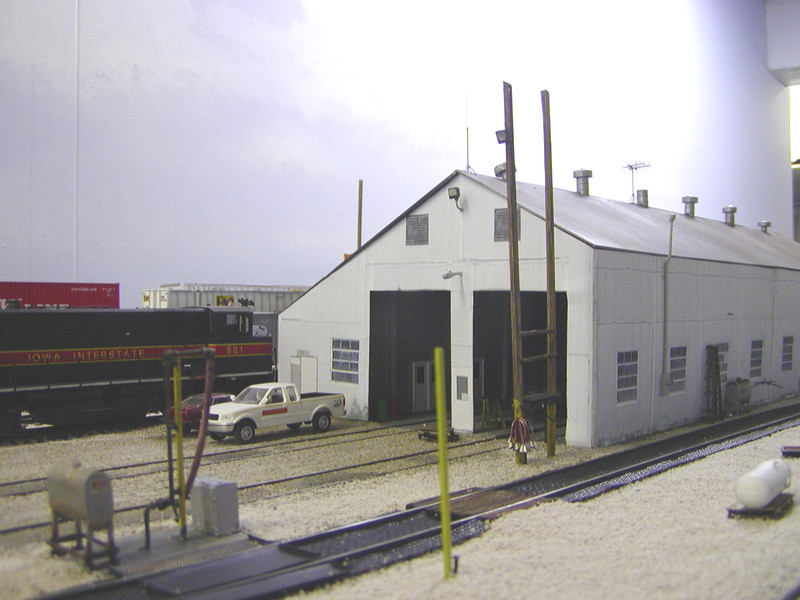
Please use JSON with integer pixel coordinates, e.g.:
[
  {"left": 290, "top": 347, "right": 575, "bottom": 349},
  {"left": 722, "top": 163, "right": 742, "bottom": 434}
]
[{"left": 480, "top": 396, "right": 506, "bottom": 430}]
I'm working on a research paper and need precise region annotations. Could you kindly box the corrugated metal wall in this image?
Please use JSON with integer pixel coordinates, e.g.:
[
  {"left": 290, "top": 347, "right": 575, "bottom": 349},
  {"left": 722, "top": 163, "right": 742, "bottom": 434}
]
[{"left": 593, "top": 252, "right": 800, "bottom": 447}]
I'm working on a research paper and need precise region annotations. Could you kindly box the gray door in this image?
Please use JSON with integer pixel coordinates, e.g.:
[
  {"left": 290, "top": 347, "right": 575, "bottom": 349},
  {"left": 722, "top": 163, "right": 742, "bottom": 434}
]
[{"left": 412, "top": 361, "right": 433, "bottom": 413}]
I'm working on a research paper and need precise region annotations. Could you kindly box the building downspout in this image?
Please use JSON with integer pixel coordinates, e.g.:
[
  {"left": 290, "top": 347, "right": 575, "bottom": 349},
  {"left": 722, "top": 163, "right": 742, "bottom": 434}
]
[{"left": 660, "top": 214, "right": 677, "bottom": 396}]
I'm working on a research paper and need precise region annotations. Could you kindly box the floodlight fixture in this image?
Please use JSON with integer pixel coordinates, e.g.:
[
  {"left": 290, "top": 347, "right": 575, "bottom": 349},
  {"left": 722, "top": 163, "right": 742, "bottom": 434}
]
[
  {"left": 496, "top": 129, "right": 507, "bottom": 144},
  {"left": 448, "top": 187, "right": 463, "bottom": 210}
]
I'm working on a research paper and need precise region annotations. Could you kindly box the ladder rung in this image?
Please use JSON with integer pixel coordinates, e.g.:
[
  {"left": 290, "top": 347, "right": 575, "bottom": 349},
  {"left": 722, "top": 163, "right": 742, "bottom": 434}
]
[
  {"left": 521, "top": 353, "right": 556, "bottom": 363},
  {"left": 520, "top": 328, "right": 553, "bottom": 337}
]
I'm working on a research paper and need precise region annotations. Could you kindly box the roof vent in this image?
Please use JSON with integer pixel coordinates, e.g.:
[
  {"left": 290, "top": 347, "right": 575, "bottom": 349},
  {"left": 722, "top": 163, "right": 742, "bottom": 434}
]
[
  {"left": 636, "top": 189, "right": 649, "bottom": 207},
  {"left": 494, "top": 163, "right": 507, "bottom": 181},
  {"left": 573, "top": 169, "right": 592, "bottom": 196},
  {"left": 758, "top": 221, "right": 771, "bottom": 233},
  {"left": 723, "top": 205, "right": 737, "bottom": 226},
  {"left": 682, "top": 195, "right": 698, "bottom": 217}
]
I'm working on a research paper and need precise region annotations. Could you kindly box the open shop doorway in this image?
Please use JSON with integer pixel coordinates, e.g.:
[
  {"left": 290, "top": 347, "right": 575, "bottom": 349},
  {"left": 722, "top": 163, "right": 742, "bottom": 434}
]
[
  {"left": 368, "top": 291, "right": 450, "bottom": 421},
  {"left": 473, "top": 291, "right": 567, "bottom": 424}
]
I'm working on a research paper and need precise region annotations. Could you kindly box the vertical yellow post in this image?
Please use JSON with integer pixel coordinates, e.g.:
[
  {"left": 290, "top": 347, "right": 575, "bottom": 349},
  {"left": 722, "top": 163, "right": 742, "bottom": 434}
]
[
  {"left": 172, "top": 360, "right": 187, "bottom": 538},
  {"left": 434, "top": 347, "right": 453, "bottom": 578}
]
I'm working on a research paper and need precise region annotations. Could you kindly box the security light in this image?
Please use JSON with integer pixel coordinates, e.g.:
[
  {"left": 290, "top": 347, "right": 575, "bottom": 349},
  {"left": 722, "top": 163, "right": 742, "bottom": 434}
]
[
  {"left": 442, "top": 270, "right": 463, "bottom": 280},
  {"left": 494, "top": 163, "right": 507, "bottom": 179},
  {"left": 448, "top": 187, "right": 463, "bottom": 210},
  {"left": 496, "top": 130, "right": 507, "bottom": 144}
]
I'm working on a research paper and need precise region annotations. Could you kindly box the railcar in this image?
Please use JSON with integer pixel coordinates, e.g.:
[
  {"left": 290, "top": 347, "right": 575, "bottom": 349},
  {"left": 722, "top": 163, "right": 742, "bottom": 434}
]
[{"left": 0, "top": 307, "right": 273, "bottom": 432}]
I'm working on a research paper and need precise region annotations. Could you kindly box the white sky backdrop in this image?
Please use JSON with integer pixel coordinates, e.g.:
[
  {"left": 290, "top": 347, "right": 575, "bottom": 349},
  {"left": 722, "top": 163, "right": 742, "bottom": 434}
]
[{"left": 0, "top": 0, "right": 795, "bottom": 307}]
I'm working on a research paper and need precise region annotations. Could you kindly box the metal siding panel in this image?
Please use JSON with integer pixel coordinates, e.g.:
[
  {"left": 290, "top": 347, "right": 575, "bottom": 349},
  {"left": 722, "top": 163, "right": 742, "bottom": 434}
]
[
  {"left": 595, "top": 322, "right": 654, "bottom": 446},
  {"left": 770, "top": 325, "right": 798, "bottom": 399}
]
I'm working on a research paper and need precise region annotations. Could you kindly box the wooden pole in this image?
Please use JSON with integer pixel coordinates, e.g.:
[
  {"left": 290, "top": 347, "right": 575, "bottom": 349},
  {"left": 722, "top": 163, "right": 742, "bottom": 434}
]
[
  {"left": 541, "top": 90, "right": 557, "bottom": 458},
  {"left": 502, "top": 82, "right": 526, "bottom": 466},
  {"left": 357, "top": 179, "right": 363, "bottom": 250}
]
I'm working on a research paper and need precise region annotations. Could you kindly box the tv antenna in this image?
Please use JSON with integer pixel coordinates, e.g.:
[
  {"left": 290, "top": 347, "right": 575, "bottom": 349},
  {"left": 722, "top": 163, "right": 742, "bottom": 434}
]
[
  {"left": 623, "top": 161, "right": 650, "bottom": 202},
  {"left": 464, "top": 94, "right": 476, "bottom": 173},
  {"left": 465, "top": 126, "right": 476, "bottom": 173}
]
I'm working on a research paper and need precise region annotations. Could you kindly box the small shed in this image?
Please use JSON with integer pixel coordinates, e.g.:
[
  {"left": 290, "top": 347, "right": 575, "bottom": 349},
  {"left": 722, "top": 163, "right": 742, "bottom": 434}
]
[{"left": 278, "top": 170, "right": 800, "bottom": 447}]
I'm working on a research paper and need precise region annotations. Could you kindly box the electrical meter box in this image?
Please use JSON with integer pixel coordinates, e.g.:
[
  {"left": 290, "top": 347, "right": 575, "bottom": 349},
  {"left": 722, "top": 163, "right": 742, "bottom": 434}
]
[{"left": 191, "top": 477, "right": 239, "bottom": 536}]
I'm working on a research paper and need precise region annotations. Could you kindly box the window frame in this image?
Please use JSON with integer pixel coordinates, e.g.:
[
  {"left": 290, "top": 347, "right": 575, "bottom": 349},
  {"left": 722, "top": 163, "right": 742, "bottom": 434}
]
[
  {"left": 332, "top": 338, "right": 360, "bottom": 384},
  {"left": 715, "top": 342, "right": 730, "bottom": 384},
  {"left": 782, "top": 336, "right": 793, "bottom": 372},
  {"left": 616, "top": 350, "right": 639, "bottom": 404},
  {"left": 667, "top": 345, "right": 687, "bottom": 393},
  {"left": 749, "top": 339, "right": 763, "bottom": 379}
]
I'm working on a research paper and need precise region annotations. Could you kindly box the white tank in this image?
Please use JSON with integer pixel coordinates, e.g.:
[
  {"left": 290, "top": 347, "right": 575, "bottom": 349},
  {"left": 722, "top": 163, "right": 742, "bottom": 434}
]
[{"left": 735, "top": 459, "right": 792, "bottom": 509}]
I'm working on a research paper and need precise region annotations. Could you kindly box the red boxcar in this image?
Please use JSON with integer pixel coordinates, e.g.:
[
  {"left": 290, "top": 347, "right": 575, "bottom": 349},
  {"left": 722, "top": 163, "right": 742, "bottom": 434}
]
[{"left": 0, "top": 282, "right": 120, "bottom": 309}]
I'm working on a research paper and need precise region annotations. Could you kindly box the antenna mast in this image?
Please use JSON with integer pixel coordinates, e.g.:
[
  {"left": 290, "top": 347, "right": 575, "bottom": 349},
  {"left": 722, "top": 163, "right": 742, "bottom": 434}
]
[
  {"left": 465, "top": 95, "right": 475, "bottom": 173},
  {"left": 623, "top": 161, "right": 650, "bottom": 202},
  {"left": 466, "top": 127, "right": 472, "bottom": 172}
]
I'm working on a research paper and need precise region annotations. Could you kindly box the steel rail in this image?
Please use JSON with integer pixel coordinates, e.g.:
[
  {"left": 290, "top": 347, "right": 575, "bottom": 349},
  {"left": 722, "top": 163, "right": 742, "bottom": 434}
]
[
  {"left": 28, "top": 405, "right": 800, "bottom": 600},
  {"left": 0, "top": 424, "right": 426, "bottom": 499},
  {"left": 0, "top": 437, "right": 502, "bottom": 537}
]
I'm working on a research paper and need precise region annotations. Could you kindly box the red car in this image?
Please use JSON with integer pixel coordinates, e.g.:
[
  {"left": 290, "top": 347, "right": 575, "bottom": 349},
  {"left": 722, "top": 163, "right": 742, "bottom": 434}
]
[{"left": 167, "top": 393, "right": 234, "bottom": 432}]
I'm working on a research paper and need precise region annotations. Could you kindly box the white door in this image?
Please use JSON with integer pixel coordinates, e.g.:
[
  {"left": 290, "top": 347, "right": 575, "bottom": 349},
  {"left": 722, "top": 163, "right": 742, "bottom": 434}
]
[
  {"left": 412, "top": 361, "right": 433, "bottom": 413},
  {"left": 290, "top": 355, "right": 318, "bottom": 394}
]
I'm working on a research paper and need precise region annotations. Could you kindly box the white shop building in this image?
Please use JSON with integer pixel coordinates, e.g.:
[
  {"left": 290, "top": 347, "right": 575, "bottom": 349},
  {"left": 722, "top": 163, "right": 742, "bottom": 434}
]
[{"left": 278, "top": 170, "right": 800, "bottom": 447}]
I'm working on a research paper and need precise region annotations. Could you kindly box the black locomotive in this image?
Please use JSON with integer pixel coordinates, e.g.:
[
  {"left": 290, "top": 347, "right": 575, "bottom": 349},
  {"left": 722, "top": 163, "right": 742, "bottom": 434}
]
[{"left": 0, "top": 307, "right": 273, "bottom": 432}]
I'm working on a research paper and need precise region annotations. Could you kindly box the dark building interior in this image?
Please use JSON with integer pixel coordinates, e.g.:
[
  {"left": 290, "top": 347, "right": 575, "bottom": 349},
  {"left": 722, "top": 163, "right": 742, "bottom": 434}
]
[{"left": 368, "top": 290, "right": 567, "bottom": 425}]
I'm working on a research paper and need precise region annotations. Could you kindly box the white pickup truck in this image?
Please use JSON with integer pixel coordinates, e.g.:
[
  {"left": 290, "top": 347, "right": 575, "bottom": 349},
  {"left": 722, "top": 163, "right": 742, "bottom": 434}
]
[{"left": 207, "top": 382, "right": 346, "bottom": 443}]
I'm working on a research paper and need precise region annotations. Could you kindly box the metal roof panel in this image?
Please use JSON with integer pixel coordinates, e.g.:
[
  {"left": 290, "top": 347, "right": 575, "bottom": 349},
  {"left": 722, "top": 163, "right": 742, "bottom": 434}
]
[{"left": 467, "top": 172, "right": 800, "bottom": 270}]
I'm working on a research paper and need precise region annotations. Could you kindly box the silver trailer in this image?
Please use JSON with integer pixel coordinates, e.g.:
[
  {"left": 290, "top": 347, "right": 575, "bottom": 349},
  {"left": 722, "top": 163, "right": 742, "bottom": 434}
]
[{"left": 142, "top": 284, "right": 307, "bottom": 313}]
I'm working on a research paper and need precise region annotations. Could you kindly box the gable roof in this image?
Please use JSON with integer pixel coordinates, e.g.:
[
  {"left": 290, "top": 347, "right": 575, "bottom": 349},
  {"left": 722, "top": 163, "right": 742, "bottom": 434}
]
[
  {"left": 288, "top": 169, "right": 800, "bottom": 309},
  {"left": 466, "top": 171, "right": 800, "bottom": 270}
]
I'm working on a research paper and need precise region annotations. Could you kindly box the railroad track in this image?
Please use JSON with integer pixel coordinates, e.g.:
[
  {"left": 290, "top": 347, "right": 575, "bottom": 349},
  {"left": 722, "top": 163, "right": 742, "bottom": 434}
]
[
  {"left": 34, "top": 403, "right": 800, "bottom": 600},
  {"left": 0, "top": 429, "right": 504, "bottom": 537},
  {"left": 0, "top": 423, "right": 429, "bottom": 499},
  {"left": 0, "top": 414, "right": 166, "bottom": 445}
]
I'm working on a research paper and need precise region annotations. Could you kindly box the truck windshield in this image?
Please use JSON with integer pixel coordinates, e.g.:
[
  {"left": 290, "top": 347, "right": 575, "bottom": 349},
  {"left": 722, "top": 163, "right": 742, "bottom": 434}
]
[{"left": 234, "top": 387, "right": 266, "bottom": 404}]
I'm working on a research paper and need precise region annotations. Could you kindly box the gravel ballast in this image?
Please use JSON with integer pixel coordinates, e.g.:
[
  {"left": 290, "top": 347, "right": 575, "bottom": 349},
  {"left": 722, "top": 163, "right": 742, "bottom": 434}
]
[{"left": 1, "top": 419, "right": 799, "bottom": 600}]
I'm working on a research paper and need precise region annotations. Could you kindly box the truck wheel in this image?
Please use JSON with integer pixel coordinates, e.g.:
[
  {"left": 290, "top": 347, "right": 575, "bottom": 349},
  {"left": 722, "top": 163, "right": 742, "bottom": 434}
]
[
  {"left": 234, "top": 421, "right": 256, "bottom": 444},
  {"left": 286, "top": 423, "right": 302, "bottom": 430},
  {"left": 209, "top": 433, "right": 226, "bottom": 441},
  {"left": 312, "top": 411, "right": 331, "bottom": 432}
]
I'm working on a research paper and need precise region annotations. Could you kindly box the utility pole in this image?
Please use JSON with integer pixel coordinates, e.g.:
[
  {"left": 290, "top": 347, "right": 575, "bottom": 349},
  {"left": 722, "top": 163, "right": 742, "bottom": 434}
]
[
  {"left": 357, "top": 179, "right": 363, "bottom": 250},
  {"left": 498, "top": 82, "right": 531, "bottom": 465},
  {"left": 541, "top": 90, "right": 557, "bottom": 458}
]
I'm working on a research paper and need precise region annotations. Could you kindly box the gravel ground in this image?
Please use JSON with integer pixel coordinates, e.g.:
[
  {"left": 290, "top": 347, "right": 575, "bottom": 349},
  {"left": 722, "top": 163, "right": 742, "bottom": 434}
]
[{"left": 2, "top": 414, "right": 800, "bottom": 600}]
